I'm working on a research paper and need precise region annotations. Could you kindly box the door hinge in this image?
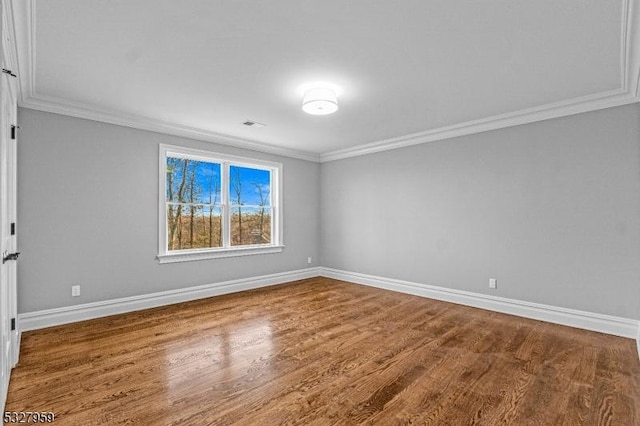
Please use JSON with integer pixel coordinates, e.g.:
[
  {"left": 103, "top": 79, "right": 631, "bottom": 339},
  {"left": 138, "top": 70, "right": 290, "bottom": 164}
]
[
  {"left": 2, "top": 68, "right": 16, "bottom": 78},
  {"left": 10, "top": 222, "right": 15, "bottom": 235},
  {"left": 2, "top": 252, "right": 20, "bottom": 264},
  {"left": 11, "top": 125, "right": 20, "bottom": 140},
  {"left": 10, "top": 318, "right": 15, "bottom": 331}
]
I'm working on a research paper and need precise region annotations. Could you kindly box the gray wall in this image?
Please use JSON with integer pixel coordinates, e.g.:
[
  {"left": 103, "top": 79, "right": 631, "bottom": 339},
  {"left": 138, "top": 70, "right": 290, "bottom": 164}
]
[
  {"left": 18, "top": 104, "right": 640, "bottom": 320},
  {"left": 17, "top": 109, "right": 320, "bottom": 313},
  {"left": 321, "top": 104, "right": 640, "bottom": 319}
]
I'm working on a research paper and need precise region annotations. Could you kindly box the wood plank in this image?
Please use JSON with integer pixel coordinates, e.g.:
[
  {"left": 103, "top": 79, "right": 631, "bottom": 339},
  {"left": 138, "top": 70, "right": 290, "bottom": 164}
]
[{"left": 6, "top": 278, "right": 640, "bottom": 425}]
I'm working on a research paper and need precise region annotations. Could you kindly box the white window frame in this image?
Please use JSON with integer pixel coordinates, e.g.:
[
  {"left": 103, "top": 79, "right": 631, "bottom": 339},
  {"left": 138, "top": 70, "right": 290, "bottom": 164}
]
[{"left": 157, "top": 144, "right": 284, "bottom": 264}]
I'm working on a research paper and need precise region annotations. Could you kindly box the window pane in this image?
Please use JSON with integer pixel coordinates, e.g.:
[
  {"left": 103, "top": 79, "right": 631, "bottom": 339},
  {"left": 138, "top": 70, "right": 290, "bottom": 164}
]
[
  {"left": 231, "top": 206, "right": 272, "bottom": 246},
  {"left": 166, "top": 157, "right": 221, "bottom": 206},
  {"left": 167, "top": 205, "right": 222, "bottom": 250},
  {"left": 229, "top": 165, "right": 271, "bottom": 207}
]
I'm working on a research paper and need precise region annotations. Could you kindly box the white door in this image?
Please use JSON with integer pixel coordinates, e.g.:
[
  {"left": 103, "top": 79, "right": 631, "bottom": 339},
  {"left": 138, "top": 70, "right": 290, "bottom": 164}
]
[{"left": 0, "top": 0, "right": 18, "bottom": 412}]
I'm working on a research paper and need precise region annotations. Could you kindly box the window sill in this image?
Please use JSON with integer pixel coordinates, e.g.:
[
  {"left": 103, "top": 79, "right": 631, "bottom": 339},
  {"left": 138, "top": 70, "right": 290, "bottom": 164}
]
[{"left": 157, "top": 245, "right": 285, "bottom": 264}]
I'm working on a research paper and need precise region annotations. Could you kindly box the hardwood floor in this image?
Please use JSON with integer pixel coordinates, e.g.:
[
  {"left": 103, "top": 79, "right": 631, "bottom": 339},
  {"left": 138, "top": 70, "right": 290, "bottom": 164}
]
[{"left": 6, "top": 277, "right": 640, "bottom": 425}]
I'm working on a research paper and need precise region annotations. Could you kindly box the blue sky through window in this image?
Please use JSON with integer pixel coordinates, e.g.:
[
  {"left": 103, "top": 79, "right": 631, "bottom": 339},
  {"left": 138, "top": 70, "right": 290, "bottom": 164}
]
[
  {"left": 230, "top": 165, "right": 271, "bottom": 206},
  {"left": 166, "top": 157, "right": 270, "bottom": 206}
]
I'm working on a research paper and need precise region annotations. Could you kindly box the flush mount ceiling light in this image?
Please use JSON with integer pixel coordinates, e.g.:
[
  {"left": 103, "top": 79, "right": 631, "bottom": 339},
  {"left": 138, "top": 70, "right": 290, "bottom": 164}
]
[{"left": 302, "top": 86, "right": 339, "bottom": 115}]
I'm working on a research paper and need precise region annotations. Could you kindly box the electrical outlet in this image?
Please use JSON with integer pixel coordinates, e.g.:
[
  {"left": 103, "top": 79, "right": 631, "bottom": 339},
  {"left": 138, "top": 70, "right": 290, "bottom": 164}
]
[
  {"left": 489, "top": 278, "right": 497, "bottom": 289},
  {"left": 307, "top": 257, "right": 312, "bottom": 264},
  {"left": 71, "top": 285, "right": 81, "bottom": 297}
]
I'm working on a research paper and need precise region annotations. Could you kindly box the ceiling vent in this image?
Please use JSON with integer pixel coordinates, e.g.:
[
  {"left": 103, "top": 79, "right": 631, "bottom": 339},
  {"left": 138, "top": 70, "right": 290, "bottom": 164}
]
[{"left": 243, "top": 121, "right": 267, "bottom": 128}]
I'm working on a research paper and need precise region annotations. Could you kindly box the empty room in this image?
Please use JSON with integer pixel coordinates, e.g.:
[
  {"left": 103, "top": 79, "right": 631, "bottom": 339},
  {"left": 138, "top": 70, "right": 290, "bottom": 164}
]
[{"left": 1, "top": 0, "right": 639, "bottom": 425}]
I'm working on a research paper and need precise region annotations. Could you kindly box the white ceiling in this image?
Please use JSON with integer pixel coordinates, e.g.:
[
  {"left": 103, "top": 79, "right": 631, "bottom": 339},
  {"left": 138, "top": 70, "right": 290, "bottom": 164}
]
[{"left": 8, "top": 0, "right": 640, "bottom": 161}]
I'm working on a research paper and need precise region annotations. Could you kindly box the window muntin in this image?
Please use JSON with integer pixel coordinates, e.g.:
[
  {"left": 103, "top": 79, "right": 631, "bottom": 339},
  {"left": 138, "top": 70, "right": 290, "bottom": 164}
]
[
  {"left": 229, "top": 165, "right": 272, "bottom": 246},
  {"left": 166, "top": 158, "right": 222, "bottom": 250},
  {"left": 158, "top": 145, "right": 282, "bottom": 262}
]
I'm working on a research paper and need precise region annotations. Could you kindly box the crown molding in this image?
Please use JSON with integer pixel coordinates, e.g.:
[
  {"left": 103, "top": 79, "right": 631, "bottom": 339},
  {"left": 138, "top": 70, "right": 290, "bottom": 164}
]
[
  {"left": 623, "top": 0, "right": 640, "bottom": 99},
  {"left": 20, "top": 93, "right": 321, "bottom": 162},
  {"left": 9, "top": 0, "right": 640, "bottom": 164},
  {"left": 322, "top": 0, "right": 640, "bottom": 162},
  {"left": 10, "top": 0, "right": 321, "bottom": 163},
  {"left": 319, "top": 89, "right": 637, "bottom": 162}
]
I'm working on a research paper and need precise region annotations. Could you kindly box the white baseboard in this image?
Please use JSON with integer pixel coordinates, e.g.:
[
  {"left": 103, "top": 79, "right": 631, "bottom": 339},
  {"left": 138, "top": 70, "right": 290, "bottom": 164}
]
[
  {"left": 19, "top": 267, "right": 321, "bottom": 332},
  {"left": 17, "top": 266, "right": 640, "bottom": 362},
  {"left": 319, "top": 267, "right": 640, "bottom": 340}
]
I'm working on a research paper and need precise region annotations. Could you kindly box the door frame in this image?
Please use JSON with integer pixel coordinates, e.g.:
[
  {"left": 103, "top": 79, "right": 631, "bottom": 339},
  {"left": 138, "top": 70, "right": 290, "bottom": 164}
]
[
  {"left": 0, "top": 0, "right": 19, "bottom": 413},
  {"left": 6, "top": 72, "right": 17, "bottom": 368}
]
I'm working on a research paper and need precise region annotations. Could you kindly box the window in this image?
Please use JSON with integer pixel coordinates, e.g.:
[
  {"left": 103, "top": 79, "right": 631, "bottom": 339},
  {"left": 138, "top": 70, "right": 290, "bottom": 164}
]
[{"left": 157, "top": 145, "right": 283, "bottom": 263}]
